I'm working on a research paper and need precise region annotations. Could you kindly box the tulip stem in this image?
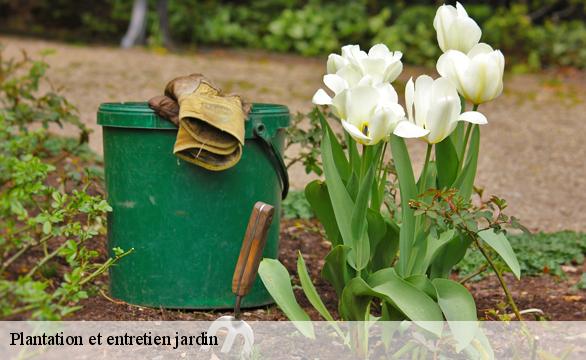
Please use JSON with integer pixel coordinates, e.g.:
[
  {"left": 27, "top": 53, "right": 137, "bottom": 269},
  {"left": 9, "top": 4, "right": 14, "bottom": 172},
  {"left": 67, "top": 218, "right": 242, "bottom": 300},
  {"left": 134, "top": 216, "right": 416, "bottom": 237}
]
[
  {"left": 459, "top": 104, "right": 479, "bottom": 170},
  {"left": 418, "top": 144, "right": 433, "bottom": 193}
]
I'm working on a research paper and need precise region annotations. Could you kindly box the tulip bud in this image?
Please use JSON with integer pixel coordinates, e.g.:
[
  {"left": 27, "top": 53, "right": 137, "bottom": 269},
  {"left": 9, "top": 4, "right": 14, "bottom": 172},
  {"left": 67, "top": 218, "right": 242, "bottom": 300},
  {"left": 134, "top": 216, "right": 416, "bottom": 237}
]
[
  {"left": 434, "top": 2, "right": 481, "bottom": 53},
  {"left": 436, "top": 43, "right": 505, "bottom": 105}
]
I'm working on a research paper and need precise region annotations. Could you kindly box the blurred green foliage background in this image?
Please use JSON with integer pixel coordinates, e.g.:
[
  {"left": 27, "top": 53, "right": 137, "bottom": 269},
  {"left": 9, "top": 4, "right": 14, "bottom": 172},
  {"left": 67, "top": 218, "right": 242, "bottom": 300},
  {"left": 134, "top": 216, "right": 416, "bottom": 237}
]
[{"left": 1, "top": 0, "right": 586, "bottom": 70}]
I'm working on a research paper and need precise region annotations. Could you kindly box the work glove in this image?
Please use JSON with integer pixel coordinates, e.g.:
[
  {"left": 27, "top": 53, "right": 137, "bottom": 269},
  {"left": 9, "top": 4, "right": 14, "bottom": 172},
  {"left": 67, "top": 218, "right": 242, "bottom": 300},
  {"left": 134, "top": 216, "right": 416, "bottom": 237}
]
[{"left": 148, "top": 74, "right": 248, "bottom": 171}]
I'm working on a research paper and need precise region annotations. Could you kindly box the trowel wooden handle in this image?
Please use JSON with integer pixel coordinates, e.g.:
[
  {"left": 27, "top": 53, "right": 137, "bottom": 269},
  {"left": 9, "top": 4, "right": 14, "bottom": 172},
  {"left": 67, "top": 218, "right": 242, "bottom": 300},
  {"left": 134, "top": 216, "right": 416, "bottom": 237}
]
[{"left": 232, "top": 201, "right": 275, "bottom": 297}]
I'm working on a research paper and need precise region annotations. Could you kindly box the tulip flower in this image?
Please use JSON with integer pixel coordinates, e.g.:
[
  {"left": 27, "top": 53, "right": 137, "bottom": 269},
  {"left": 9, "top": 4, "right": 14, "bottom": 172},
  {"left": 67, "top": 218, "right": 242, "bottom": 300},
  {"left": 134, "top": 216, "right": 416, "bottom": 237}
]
[
  {"left": 404, "top": 75, "right": 487, "bottom": 144},
  {"left": 433, "top": 2, "right": 481, "bottom": 53},
  {"left": 326, "top": 44, "right": 403, "bottom": 86},
  {"left": 436, "top": 43, "right": 505, "bottom": 105},
  {"left": 313, "top": 83, "right": 428, "bottom": 145}
]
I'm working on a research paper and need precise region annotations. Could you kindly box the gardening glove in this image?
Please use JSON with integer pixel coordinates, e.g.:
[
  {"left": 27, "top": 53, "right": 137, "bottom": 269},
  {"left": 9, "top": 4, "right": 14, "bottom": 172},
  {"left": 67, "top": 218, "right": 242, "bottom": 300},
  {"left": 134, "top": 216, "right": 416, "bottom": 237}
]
[{"left": 148, "top": 74, "right": 248, "bottom": 171}]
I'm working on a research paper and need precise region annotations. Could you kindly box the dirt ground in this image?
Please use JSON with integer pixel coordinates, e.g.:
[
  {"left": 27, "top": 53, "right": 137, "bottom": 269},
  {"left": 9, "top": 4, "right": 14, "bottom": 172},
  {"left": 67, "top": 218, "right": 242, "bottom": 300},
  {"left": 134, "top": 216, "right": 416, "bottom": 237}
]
[
  {"left": 2, "top": 35, "right": 586, "bottom": 233},
  {"left": 68, "top": 219, "right": 585, "bottom": 321}
]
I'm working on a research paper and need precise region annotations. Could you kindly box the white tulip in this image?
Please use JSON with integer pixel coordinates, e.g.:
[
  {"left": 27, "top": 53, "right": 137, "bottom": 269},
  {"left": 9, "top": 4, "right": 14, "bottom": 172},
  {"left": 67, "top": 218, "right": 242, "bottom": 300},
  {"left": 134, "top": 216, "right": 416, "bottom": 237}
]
[
  {"left": 434, "top": 2, "right": 481, "bottom": 53},
  {"left": 404, "top": 75, "right": 487, "bottom": 144},
  {"left": 326, "top": 44, "right": 403, "bottom": 86},
  {"left": 436, "top": 43, "right": 505, "bottom": 105},
  {"left": 313, "top": 83, "right": 428, "bottom": 145}
]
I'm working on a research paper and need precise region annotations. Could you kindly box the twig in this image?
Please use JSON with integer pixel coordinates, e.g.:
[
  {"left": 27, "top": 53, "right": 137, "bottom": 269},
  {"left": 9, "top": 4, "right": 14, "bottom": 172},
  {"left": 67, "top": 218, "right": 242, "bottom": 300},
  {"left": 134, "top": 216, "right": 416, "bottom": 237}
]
[
  {"left": 459, "top": 263, "right": 488, "bottom": 284},
  {"left": 0, "top": 234, "right": 53, "bottom": 274},
  {"left": 26, "top": 241, "right": 68, "bottom": 277},
  {"left": 474, "top": 236, "right": 523, "bottom": 321},
  {"left": 98, "top": 289, "right": 141, "bottom": 308},
  {"left": 79, "top": 248, "right": 134, "bottom": 287}
]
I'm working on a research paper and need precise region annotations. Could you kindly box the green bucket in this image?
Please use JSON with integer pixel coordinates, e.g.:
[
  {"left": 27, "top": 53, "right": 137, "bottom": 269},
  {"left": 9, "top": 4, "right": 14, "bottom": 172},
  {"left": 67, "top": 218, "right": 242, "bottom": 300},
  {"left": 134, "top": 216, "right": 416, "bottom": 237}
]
[{"left": 97, "top": 102, "right": 290, "bottom": 309}]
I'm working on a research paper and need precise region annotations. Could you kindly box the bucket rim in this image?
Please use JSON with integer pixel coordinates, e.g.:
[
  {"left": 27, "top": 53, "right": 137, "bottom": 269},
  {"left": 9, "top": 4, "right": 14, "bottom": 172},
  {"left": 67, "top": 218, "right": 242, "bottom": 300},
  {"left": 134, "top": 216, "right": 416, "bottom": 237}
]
[{"left": 97, "top": 102, "right": 290, "bottom": 131}]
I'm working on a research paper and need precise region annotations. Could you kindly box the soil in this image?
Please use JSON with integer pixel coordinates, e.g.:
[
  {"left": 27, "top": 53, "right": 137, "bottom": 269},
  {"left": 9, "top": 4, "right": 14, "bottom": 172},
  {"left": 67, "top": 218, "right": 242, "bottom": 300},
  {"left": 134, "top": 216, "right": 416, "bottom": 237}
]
[
  {"left": 70, "top": 219, "right": 586, "bottom": 321},
  {"left": 1, "top": 35, "right": 586, "bottom": 233}
]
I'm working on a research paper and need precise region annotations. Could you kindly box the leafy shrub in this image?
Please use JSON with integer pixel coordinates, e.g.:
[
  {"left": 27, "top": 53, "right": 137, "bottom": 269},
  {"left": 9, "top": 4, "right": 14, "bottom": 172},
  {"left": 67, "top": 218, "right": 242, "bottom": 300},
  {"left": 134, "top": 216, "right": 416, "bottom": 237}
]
[
  {"left": 0, "top": 49, "right": 131, "bottom": 319},
  {"left": 264, "top": 1, "right": 370, "bottom": 56},
  {"left": 3, "top": 1, "right": 586, "bottom": 68},
  {"left": 528, "top": 21, "right": 586, "bottom": 69},
  {"left": 371, "top": 6, "right": 440, "bottom": 67}
]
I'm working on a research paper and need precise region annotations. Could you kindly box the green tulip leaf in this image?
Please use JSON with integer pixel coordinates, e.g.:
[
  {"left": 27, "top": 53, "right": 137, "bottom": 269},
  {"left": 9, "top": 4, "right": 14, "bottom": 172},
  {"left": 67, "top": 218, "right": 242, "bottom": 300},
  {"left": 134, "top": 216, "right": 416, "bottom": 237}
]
[
  {"left": 430, "top": 234, "right": 473, "bottom": 279},
  {"left": 366, "top": 209, "right": 387, "bottom": 256},
  {"left": 317, "top": 109, "right": 350, "bottom": 181},
  {"left": 321, "top": 245, "right": 353, "bottom": 297},
  {"left": 435, "top": 137, "right": 460, "bottom": 189},
  {"left": 453, "top": 125, "right": 479, "bottom": 201},
  {"left": 370, "top": 219, "right": 399, "bottom": 272},
  {"left": 345, "top": 132, "right": 361, "bottom": 176},
  {"left": 405, "top": 274, "right": 437, "bottom": 301},
  {"left": 367, "top": 268, "right": 444, "bottom": 335},
  {"left": 433, "top": 278, "right": 478, "bottom": 352},
  {"left": 258, "top": 259, "right": 315, "bottom": 338},
  {"left": 321, "top": 128, "right": 354, "bottom": 253},
  {"left": 346, "top": 171, "right": 359, "bottom": 201},
  {"left": 297, "top": 252, "right": 335, "bottom": 321},
  {"left": 390, "top": 135, "right": 418, "bottom": 276},
  {"left": 305, "top": 180, "right": 341, "bottom": 246},
  {"left": 416, "top": 229, "right": 456, "bottom": 275},
  {"left": 339, "top": 277, "right": 374, "bottom": 321},
  {"left": 350, "top": 161, "right": 376, "bottom": 271}
]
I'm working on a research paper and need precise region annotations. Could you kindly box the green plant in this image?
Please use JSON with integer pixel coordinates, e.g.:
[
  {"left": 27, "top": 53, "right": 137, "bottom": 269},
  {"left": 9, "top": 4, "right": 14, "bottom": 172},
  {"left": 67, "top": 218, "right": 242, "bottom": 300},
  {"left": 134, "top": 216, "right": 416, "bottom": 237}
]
[
  {"left": 284, "top": 109, "right": 325, "bottom": 176},
  {"left": 577, "top": 273, "right": 586, "bottom": 290},
  {"left": 264, "top": 0, "right": 370, "bottom": 56},
  {"left": 0, "top": 49, "right": 131, "bottom": 320},
  {"left": 281, "top": 190, "right": 313, "bottom": 220},
  {"left": 259, "top": 5, "right": 526, "bottom": 352},
  {"left": 4, "top": 1, "right": 586, "bottom": 68}
]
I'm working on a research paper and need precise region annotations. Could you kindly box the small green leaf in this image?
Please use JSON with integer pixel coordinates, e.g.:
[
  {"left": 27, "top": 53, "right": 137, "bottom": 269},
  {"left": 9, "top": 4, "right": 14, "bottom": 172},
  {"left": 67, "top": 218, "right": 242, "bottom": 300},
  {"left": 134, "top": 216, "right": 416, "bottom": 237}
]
[
  {"left": 258, "top": 259, "right": 315, "bottom": 338},
  {"left": 112, "top": 247, "right": 125, "bottom": 257},
  {"left": 478, "top": 229, "right": 521, "bottom": 279},
  {"left": 42, "top": 221, "right": 52, "bottom": 235}
]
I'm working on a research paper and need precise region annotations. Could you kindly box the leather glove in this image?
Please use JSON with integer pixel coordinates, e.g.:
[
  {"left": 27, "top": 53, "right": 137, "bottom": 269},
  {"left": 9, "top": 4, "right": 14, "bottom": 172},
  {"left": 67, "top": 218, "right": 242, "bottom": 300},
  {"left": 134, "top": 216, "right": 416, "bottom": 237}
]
[{"left": 149, "top": 74, "right": 248, "bottom": 171}]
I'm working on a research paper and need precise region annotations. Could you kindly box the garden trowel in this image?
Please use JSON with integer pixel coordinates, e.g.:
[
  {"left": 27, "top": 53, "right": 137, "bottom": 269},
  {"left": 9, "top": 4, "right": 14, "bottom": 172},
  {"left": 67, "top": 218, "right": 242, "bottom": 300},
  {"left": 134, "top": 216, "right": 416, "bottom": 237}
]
[{"left": 202, "top": 201, "right": 275, "bottom": 357}]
